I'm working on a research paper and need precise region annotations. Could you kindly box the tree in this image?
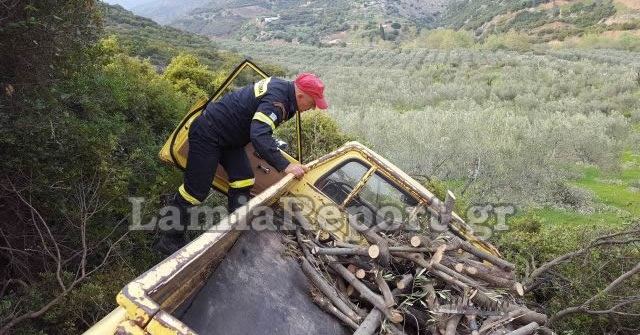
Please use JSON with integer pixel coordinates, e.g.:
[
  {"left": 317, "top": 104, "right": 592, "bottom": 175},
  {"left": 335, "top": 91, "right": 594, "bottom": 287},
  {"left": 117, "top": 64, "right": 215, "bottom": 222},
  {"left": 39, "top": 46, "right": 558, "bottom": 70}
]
[{"left": 163, "top": 53, "right": 223, "bottom": 100}]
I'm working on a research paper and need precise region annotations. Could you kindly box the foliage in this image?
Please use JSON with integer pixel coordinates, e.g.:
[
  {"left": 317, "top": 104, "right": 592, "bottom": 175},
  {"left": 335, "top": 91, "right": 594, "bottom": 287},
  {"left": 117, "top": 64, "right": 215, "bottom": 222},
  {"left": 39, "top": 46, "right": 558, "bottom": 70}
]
[
  {"left": 0, "top": 3, "right": 197, "bottom": 332},
  {"left": 564, "top": 32, "right": 640, "bottom": 52},
  {"left": 163, "top": 53, "right": 224, "bottom": 101},
  {"left": 408, "top": 28, "right": 474, "bottom": 49},
  {"left": 275, "top": 110, "right": 355, "bottom": 162},
  {"left": 0, "top": 0, "right": 100, "bottom": 96},
  {"left": 494, "top": 214, "right": 640, "bottom": 332},
  {"left": 481, "top": 31, "right": 532, "bottom": 52}
]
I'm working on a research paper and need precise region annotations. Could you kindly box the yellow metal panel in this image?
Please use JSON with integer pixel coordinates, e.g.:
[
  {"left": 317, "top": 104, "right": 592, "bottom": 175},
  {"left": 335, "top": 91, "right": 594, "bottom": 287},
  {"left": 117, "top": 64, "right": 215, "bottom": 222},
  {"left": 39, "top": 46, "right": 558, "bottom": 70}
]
[
  {"left": 158, "top": 99, "right": 206, "bottom": 168},
  {"left": 116, "top": 282, "right": 159, "bottom": 327},
  {"left": 115, "top": 320, "right": 148, "bottom": 335},
  {"left": 146, "top": 311, "right": 196, "bottom": 335},
  {"left": 82, "top": 307, "right": 126, "bottom": 335}
]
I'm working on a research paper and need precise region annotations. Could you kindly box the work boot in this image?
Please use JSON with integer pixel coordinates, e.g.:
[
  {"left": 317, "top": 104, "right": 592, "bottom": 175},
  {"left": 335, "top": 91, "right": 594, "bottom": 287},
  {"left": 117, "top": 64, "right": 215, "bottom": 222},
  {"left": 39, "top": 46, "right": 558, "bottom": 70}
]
[
  {"left": 153, "top": 193, "right": 191, "bottom": 256},
  {"left": 228, "top": 187, "right": 251, "bottom": 213},
  {"left": 153, "top": 231, "right": 187, "bottom": 256}
]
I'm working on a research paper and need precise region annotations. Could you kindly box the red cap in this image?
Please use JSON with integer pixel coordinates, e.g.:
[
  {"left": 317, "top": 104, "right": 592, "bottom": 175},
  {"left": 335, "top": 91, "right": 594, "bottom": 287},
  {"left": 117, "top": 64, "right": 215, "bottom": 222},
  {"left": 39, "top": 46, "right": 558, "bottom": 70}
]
[{"left": 294, "top": 73, "right": 328, "bottom": 109}]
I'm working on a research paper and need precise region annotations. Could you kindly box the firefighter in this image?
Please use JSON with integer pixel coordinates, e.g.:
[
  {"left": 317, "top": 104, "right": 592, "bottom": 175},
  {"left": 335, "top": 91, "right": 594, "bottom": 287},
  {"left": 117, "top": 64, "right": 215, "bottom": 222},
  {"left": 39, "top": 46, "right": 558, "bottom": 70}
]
[{"left": 154, "top": 73, "right": 328, "bottom": 255}]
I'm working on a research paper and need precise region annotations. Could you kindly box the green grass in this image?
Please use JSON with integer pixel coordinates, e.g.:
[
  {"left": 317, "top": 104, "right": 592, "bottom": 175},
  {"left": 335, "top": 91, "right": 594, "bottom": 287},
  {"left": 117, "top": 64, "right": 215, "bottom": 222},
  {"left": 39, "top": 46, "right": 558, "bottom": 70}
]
[
  {"left": 522, "top": 147, "right": 640, "bottom": 230},
  {"left": 572, "top": 151, "right": 640, "bottom": 219},
  {"left": 530, "top": 206, "right": 627, "bottom": 228}
]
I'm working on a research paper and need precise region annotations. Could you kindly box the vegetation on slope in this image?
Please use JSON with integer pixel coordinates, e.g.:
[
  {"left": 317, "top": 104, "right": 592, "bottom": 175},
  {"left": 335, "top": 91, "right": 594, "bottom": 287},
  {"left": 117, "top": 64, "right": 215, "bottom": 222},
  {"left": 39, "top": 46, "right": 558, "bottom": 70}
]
[{"left": 0, "top": 3, "right": 289, "bottom": 333}]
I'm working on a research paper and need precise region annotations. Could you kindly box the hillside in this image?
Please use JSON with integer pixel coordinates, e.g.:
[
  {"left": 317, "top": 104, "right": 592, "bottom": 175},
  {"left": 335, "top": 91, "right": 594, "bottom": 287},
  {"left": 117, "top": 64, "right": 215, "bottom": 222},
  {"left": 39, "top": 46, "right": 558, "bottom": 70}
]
[
  {"left": 111, "top": 0, "right": 640, "bottom": 46},
  {"left": 101, "top": 3, "right": 286, "bottom": 77},
  {"left": 110, "top": 0, "right": 455, "bottom": 45},
  {"left": 441, "top": 0, "right": 640, "bottom": 42}
]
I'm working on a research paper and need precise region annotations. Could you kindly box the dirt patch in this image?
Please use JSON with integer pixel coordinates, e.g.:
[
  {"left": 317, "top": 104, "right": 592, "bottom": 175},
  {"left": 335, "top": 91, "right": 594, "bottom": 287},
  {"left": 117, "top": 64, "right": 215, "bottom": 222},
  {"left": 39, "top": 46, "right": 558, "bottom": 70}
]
[
  {"left": 323, "top": 31, "right": 348, "bottom": 42},
  {"left": 601, "top": 29, "right": 640, "bottom": 37},
  {"left": 538, "top": 0, "right": 577, "bottom": 10},
  {"left": 614, "top": 0, "right": 640, "bottom": 10},
  {"left": 605, "top": 13, "right": 640, "bottom": 25}
]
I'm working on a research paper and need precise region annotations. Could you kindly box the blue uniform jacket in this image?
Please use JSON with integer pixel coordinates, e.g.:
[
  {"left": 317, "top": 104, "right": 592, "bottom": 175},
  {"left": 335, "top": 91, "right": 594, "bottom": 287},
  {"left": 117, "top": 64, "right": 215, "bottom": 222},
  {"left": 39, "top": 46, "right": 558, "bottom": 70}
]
[{"left": 201, "top": 77, "right": 297, "bottom": 172}]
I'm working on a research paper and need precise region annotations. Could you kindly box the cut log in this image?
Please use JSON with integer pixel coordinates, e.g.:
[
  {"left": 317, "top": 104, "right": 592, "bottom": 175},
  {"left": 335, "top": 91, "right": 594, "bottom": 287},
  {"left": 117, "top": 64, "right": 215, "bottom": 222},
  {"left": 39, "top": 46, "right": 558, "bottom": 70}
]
[
  {"left": 312, "top": 294, "right": 359, "bottom": 330},
  {"left": 462, "top": 265, "right": 518, "bottom": 291},
  {"left": 445, "top": 256, "right": 514, "bottom": 280},
  {"left": 444, "top": 315, "right": 462, "bottom": 335},
  {"left": 353, "top": 308, "right": 383, "bottom": 335},
  {"left": 504, "top": 322, "right": 540, "bottom": 335},
  {"left": 368, "top": 245, "right": 380, "bottom": 259},
  {"left": 300, "top": 258, "right": 362, "bottom": 323},
  {"left": 346, "top": 218, "right": 391, "bottom": 267},
  {"left": 353, "top": 275, "right": 414, "bottom": 335},
  {"left": 328, "top": 260, "right": 402, "bottom": 323},
  {"left": 389, "top": 246, "right": 430, "bottom": 253},
  {"left": 514, "top": 282, "right": 525, "bottom": 297},
  {"left": 295, "top": 229, "right": 367, "bottom": 319},
  {"left": 456, "top": 238, "right": 515, "bottom": 271},
  {"left": 355, "top": 269, "right": 367, "bottom": 279},
  {"left": 313, "top": 246, "right": 371, "bottom": 257},
  {"left": 429, "top": 244, "right": 447, "bottom": 266},
  {"left": 375, "top": 271, "right": 395, "bottom": 307},
  {"left": 410, "top": 235, "right": 431, "bottom": 248}
]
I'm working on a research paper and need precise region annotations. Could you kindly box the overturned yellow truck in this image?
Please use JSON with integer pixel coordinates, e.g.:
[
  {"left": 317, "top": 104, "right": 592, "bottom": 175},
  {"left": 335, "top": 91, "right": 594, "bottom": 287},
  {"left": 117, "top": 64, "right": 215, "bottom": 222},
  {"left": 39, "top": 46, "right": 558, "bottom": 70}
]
[{"left": 84, "top": 61, "right": 504, "bottom": 334}]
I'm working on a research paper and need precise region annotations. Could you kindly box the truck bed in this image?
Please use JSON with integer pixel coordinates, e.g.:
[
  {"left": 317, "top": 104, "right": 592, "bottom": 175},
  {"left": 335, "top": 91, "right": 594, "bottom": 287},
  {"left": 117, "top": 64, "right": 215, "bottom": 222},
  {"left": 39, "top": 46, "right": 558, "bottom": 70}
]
[{"left": 174, "top": 230, "right": 351, "bottom": 335}]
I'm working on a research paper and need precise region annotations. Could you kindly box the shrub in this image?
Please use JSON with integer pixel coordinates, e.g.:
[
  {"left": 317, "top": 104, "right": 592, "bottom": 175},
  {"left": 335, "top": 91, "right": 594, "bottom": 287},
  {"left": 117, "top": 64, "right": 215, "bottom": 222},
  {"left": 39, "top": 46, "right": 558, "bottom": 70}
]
[
  {"left": 275, "top": 110, "right": 354, "bottom": 162},
  {"left": 163, "top": 53, "right": 224, "bottom": 101},
  {"left": 494, "top": 215, "right": 640, "bottom": 333},
  {"left": 482, "top": 31, "right": 533, "bottom": 52},
  {"left": 412, "top": 29, "right": 475, "bottom": 49}
]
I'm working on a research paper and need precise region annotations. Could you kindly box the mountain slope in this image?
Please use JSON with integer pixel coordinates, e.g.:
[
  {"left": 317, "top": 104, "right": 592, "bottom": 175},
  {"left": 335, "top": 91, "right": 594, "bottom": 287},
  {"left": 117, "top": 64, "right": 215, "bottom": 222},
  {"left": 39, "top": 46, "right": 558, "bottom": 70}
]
[
  {"left": 118, "top": 0, "right": 457, "bottom": 45},
  {"left": 440, "top": 0, "right": 640, "bottom": 42}
]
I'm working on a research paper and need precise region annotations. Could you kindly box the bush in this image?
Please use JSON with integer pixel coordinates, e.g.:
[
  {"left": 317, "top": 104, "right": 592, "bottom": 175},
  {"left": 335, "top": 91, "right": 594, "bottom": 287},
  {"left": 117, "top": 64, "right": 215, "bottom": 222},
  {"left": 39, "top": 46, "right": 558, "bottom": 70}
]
[
  {"left": 275, "top": 110, "right": 354, "bottom": 162},
  {"left": 551, "top": 183, "right": 594, "bottom": 210},
  {"left": 571, "top": 32, "right": 640, "bottom": 51},
  {"left": 494, "top": 215, "right": 640, "bottom": 333},
  {"left": 163, "top": 53, "right": 224, "bottom": 101},
  {"left": 1, "top": 34, "right": 188, "bottom": 333},
  {"left": 412, "top": 29, "right": 475, "bottom": 49},
  {"left": 482, "top": 31, "right": 533, "bottom": 52}
]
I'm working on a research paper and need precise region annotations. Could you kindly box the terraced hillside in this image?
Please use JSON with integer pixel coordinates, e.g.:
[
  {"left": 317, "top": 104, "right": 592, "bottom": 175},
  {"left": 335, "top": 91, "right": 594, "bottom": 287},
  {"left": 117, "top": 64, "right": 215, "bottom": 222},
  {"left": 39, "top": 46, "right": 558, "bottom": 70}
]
[
  {"left": 441, "top": 0, "right": 640, "bottom": 42},
  {"left": 106, "top": 0, "right": 455, "bottom": 45}
]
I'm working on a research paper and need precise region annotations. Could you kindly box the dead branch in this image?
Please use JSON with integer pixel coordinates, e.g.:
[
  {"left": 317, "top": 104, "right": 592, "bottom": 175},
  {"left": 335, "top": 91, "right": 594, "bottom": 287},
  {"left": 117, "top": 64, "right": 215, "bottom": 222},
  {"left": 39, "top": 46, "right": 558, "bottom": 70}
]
[
  {"left": 0, "top": 178, "right": 128, "bottom": 334},
  {"left": 312, "top": 294, "right": 359, "bottom": 330},
  {"left": 526, "top": 227, "right": 640, "bottom": 288},
  {"left": 504, "top": 322, "right": 540, "bottom": 335},
  {"left": 328, "top": 259, "right": 403, "bottom": 323},
  {"left": 549, "top": 262, "right": 640, "bottom": 326},
  {"left": 354, "top": 275, "right": 413, "bottom": 335}
]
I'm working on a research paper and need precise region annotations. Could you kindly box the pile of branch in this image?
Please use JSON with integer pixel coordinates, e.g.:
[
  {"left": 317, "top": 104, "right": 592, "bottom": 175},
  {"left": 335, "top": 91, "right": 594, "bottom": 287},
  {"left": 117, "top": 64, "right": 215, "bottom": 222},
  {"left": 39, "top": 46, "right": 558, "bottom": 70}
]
[{"left": 286, "top": 198, "right": 550, "bottom": 335}]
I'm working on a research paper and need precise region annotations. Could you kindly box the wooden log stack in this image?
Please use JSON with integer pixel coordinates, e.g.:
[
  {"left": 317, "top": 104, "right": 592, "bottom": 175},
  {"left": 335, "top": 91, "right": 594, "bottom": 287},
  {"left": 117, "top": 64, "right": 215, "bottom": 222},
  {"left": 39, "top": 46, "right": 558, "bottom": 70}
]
[{"left": 285, "top": 193, "right": 548, "bottom": 335}]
